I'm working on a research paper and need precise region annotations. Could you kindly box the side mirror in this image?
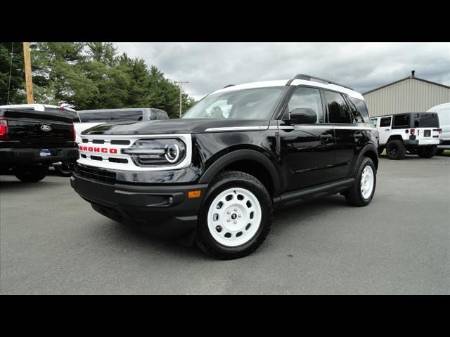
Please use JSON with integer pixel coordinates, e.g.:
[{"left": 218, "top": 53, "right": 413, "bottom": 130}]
[{"left": 289, "top": 108, "right": 317, "bottom": 124}]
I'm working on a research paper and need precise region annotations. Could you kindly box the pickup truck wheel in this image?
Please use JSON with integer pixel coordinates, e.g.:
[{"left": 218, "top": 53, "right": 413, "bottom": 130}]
[
  {"left": 14, "top": 165, "right": 48, "bottom": 183},
  {"left": 386, "top": 140, "right": 406, "bottom": 160},
  {"left": 196, "top": 171, "right": 272, "bottom": 260},
  {"left": 417, "top": 146, "right": 437, "bottom": 158},
  {"left": 345, "top": 157, "right": 376, "bottom": 207}
]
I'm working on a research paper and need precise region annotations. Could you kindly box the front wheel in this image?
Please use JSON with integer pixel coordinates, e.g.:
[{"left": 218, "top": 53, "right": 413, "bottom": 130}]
[
  {"left": 14, "top": 165, "right": 48, "bottom": 183},
  {"left": 196, "top": 171, "right": 272, "bottom": 260},
  {"left": 345, "top": 157, "right": 376, "bottom": 207}
]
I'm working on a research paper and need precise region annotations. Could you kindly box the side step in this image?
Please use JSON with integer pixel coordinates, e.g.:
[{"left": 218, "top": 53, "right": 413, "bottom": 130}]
[{"left": 273, "top": 178, "right": 355, "bottom": 208}]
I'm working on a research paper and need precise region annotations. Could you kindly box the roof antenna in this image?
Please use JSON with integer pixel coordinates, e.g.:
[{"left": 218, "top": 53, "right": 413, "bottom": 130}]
[{"left": 411, "top": 70, "right": 415, "bottom": 78}]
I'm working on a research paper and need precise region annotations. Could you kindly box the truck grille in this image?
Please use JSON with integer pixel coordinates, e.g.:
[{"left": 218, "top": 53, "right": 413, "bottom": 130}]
[{"left": 75, "top": 164, "right": 116, "bottom": 184}]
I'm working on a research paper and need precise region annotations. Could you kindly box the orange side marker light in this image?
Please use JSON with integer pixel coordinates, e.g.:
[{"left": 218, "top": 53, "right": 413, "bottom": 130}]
[{"left": 188, "top": 190, "right": 202, "bottom": 199}]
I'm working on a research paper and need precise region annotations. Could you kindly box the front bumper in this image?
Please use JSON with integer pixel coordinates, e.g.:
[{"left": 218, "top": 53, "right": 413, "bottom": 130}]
[
  {"left": 71, "top": 172, "right": 208, "bottom": 237},
  {"left": 0, "top": 147, "right": 79, "bottom": 166}
]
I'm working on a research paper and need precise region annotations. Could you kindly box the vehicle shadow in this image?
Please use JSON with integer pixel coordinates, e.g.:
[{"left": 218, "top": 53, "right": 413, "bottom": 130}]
[
  {"left": 102, "top": 218, "right": 205, "bottom": 260},
  {"left": 0, "top": 176, "right": 62, "bottom": 191},
  {"left": 95, "top": 194, "right": 348, "bottom": 260}
]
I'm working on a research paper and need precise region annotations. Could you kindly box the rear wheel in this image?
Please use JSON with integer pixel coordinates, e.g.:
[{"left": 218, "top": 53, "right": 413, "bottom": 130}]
[
  {"left": 14, "top": 165, "right": 48, "bottom": 183},
  {"left": 196, "top": 171, "right": 272, "bottom": 260},
  {"left": 345, "top": 157, "right": 376, "bottom": 207},
  {"left": 417, "top": 145, "right": 437, "bottom": 158},
  {"left": 386, "top": 139, "right": 406, "bottom": 160},
  {"left": 435, "top": 148, "right": 444, "bottom": 156}
]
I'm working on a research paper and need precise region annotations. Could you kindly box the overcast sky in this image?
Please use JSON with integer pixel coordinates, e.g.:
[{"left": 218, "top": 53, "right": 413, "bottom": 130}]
[{"left": 115, "top": 43, "right": 450, "bottom": 101}]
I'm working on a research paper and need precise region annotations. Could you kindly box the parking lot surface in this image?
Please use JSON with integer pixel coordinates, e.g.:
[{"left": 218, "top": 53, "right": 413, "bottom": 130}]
[{"left": 1, "top": 155, "right": 449, "bottom": 294}]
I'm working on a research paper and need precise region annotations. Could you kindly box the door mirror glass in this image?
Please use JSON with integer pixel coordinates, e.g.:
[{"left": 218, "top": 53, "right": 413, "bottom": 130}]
[{"left": 289, "top": 108, "right": 317, "bottom": 124}]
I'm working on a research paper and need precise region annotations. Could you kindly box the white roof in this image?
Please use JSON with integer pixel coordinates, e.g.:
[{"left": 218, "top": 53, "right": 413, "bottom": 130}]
[
  {"left": 0, "top": 104, "right": 76, "bottom": 112},
  {"left": 427, "top": 102, "right": 450, "bottom": 112},
  {"left": 212, "top": 79, "right": 364, "bottom": 100}
]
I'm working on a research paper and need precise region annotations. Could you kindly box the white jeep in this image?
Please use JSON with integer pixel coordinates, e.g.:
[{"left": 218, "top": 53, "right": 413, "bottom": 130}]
[{"left": 370, "top": 112, "right": 441, "bottom": 159}]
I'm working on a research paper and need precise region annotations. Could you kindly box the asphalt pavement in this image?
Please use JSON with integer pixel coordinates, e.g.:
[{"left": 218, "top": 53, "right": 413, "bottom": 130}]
[{"left": 1, "top": 155, "right": 449, "bottom": 294}]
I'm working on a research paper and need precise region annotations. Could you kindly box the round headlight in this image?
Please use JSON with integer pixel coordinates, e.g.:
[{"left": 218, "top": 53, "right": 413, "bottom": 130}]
[{"left": 165, "top": 144, "right": 180, "bottom": 163}]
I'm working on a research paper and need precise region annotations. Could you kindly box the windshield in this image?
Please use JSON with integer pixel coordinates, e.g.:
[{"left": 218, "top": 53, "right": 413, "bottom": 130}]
[{"left": 182, "top": 87, "right": 285, "bottom": 120}]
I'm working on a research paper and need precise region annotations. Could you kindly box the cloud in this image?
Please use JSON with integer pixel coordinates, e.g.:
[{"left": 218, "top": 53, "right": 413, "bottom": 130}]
[{"left": 115, "top": 42, "right": 450, "bottom": 100}]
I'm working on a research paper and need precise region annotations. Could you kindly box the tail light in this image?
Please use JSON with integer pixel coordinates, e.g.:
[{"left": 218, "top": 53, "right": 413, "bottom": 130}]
[
  {"left": 0, "top": 119, "right": 8, "bottom": 140},
  {"left": 410, "top": 128, "right": 415, "bottom": 135}
]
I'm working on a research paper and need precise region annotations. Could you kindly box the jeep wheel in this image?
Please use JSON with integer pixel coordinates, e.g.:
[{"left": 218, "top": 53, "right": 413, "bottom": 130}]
[
  {"left": 435, "top": 148, "right": 444, "bottom": 156},
  {"left": 345, "top": 157, "right": 376, "bottom": 207},
  {"left": 386, "top": 140, "right": 406, "bottom": 160},
  {"left": 14, "top": 165, "right": 48, "bottom": 183},
  {"left": 196, "top": 171, "right": 272, "bottom": 260},
  {"left": 417, "top": 146, "right": 437, "bottom": 158}
]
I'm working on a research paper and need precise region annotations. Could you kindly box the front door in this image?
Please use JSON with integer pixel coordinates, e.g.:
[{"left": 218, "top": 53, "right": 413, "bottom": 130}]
[
  {"left": 278, "top": 86, "right": 337, "bottom": 191},
  {"left": 378, "top": 116, "right": 392, "bottom": 145}
]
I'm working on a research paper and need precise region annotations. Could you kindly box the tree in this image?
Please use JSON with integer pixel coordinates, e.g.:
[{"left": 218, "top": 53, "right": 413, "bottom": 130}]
[
  {"left": 1, "top": 42, "right": 196, "bottom": 116},
  {"left": 0, "top": 42, "right": 25, "bottom": 104}
]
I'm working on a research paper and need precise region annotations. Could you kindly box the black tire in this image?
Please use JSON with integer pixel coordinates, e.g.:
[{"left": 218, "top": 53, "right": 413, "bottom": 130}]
[
  {"left": 195, "top": 170, "right": 272, "bottom": 260},
  {"left": 377, "top": 146, "right": 385, "bottom": 155},
  {"left": 417, "top": 146, "right": 437, "bottom": 158},
  {"left": 14, "top": 165, "right": 48, "bottom": 183},
  {"left": 386, "top": 139, "right": 406, "bottom": 160},
  {"left": 435, "top": 148, "right": 444, "bottom": 156},
  {"left": 345, "top": 157, "right": 376, "bottom": 207},
  {"left": 54, "top": 161, "right": 74, "bottom": 177}
]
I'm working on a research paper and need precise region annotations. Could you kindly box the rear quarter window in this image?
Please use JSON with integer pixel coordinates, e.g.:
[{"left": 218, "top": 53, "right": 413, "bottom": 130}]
[
  {"left": 392, "top": 114, "right": 410, "bottom": 129},
  {"left": 348, "top": 97, "right": 369, "bottom": 123}
]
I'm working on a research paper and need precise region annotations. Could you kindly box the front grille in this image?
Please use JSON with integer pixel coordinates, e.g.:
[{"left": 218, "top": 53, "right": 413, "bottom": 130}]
[{"left": 75, "top": 164, "right": 116, "bottom": 184}]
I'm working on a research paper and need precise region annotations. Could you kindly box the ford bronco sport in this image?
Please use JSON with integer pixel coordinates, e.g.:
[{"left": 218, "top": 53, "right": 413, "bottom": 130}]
[{"left": 71, "top": 74, "right": 379, "bottom": 259}]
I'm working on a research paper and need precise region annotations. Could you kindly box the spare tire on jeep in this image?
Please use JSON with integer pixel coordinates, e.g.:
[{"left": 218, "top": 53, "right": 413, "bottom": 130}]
[{"left": 386, "top": 139, "right": 406, "bottom": 160}]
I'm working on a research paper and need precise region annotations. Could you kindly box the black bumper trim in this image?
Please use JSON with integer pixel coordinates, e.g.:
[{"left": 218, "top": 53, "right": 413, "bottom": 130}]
[
  {"left": 0, "top": 147, "right": 78, "bottom": 165},
  {"left": 71, "top": 173, "right": 208, "bottom": 237}
]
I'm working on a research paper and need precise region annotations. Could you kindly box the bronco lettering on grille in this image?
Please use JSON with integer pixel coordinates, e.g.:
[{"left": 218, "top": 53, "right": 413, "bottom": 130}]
[{"left": 79, "top": 145, "right": 118, "bottom": 154}]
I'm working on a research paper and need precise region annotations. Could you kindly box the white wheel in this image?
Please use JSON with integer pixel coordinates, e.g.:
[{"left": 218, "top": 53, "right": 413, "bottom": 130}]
[
  {"left": 207, "top": 187, "right": 262, "bottom": 247},
  {"left": 360, "top": 165, "right": 374, "bottom": 200}
]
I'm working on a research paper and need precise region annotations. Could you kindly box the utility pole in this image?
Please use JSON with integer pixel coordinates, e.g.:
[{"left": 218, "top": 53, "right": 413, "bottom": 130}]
[
  {"left": 22, "top": 42, "right": 34, "bottom": 104},
  {"left": 175, "top": 81, "right": 190, "bottom": 118}
]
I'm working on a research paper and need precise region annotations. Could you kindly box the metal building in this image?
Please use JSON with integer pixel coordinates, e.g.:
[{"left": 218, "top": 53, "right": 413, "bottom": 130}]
[{"left": 363, "top": 71, "right": 450, "bottom": 117}]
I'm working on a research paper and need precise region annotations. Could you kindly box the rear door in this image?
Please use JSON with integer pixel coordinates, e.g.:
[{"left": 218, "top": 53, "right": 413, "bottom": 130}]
[
  {"left": 322, "top": 90, "right": 358, "bottom": 180},
  {"left": 278, "top": 86, "right": 337, "bottom": 191}
]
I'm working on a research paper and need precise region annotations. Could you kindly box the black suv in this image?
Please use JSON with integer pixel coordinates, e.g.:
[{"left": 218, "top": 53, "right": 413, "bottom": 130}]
[
  {"left": 71, "top": 74, "right": 379, "bottom": 259},
  {"left": 0, "top": 104, "right": 79, "bottom": 182}
]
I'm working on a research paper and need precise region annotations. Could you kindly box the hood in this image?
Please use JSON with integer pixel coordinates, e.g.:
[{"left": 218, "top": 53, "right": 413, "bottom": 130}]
[{"left": 81, "top": 118, "right": 270, "bottom": 135}]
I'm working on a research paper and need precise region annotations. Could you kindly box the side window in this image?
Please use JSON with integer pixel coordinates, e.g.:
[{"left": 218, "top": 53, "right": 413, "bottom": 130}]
[
  {"left": 324, "top": 90, "right": 352, "bottom": 124},
  {"left": 287, "top": 87, "right": 324, "bottom": 123},
  {"left": 392, "top": 114, "right": 410, "bottom": 129},
  {"left": 380, "top": 117, "right": 391, "bottom": 127},
  {"left": 370, "top": 118, "right": 378, "bottom": 127},
  {"left": 349, "top": 96, "right": 369, "bottom": 123}
]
